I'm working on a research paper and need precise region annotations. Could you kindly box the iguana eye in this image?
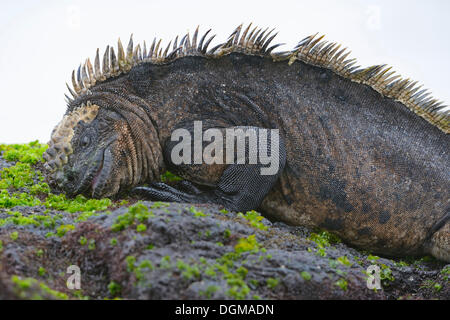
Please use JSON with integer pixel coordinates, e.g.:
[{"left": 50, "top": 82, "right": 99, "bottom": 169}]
[{"left": 81, "top": 135, "right": 91, "bottom": 148}]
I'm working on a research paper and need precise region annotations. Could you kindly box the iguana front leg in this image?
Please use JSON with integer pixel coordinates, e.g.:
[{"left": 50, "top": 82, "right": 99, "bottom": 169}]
[{"left": 132, "top": 125, "right": 286, "bottom": 212}]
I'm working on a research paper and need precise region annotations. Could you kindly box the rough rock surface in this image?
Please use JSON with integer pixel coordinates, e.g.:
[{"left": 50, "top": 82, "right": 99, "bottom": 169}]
[{"left": 0, "top": 154, "right": 448, "bottom": 300}]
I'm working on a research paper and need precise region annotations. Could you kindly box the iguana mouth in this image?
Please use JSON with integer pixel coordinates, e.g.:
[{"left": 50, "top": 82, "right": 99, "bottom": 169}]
[
  {"left": 91, "top": 152, "right": 104, "bottom": 192},
  {"left": 91, "top": 144, "right": 114, "bottom": 198},
  {"left": 60, "top": 149, "right": 104, "bottom": 197}
]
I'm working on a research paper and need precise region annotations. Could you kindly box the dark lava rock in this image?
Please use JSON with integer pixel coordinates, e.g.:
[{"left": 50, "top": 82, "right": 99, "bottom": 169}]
[
  {"left": 0, "top": 200, "right": 448, "bottom": 300},
  {"left": 0, "top": 154, "right": 448, "bottom": 300}
]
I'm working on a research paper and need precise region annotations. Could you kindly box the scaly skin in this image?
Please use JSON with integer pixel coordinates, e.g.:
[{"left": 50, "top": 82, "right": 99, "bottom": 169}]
[{"left": 43, "top": 25, "right": 449, "bottom": 261}]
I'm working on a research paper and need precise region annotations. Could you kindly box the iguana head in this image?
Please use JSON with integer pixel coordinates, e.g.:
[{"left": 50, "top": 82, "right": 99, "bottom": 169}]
[
  {"left": 43, "top": 102, "right": 119, "bottom": 198},
  {"left": 43, "top": 99, "right": 163, "bottom": 198}
]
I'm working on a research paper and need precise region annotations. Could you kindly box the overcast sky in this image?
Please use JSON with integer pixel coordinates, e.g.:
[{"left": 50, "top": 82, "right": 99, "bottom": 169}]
[{"left": 0, "top": 0, "right": 449, "bottom": 143}]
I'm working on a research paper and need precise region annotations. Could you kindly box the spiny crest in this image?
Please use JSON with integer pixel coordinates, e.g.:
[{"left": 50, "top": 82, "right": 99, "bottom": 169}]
[
  {"left": 214, "top": 23, "right": 284, "bottom": 56},
  {"left": 286, "top": 33, "right": 449, "bottom": 133},
  {"left": 66, "top": 27, "right": 220, "bottom": 102},
  {"left": 65, "top": 23, "right": 282, "bottom": 103},
  {"left": 65, "top": 24, "right": 448, "bottom": 134}
]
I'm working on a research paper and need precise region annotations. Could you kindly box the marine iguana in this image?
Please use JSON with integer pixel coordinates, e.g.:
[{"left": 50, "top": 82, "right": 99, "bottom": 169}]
[{"left": 43, "top": 24, "right": 449, "bottom": 262}]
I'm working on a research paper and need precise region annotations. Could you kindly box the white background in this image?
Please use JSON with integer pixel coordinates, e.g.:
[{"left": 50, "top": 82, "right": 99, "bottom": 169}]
[{"left": 0, "top": 0, "right": 449, "bottom": 143}]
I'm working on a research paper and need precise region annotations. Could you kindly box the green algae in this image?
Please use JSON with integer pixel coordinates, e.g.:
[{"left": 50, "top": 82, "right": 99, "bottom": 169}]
[
  {"left": 307, "top": 230, "right": 342, "bottom": 258},
  {"left": 394, "top": 260, "right": 409, "bottom": 267},
  {"left": 335, "top": 278, "right": 348, "bottom": 291},
  {"left": 199, "top": 285, "right": 219, "bottom": 298},
  {"left": 10, "top": 231, "right": 18, "bottom": 241},
  {"left": 45, "top": 194, "right": 110, "bottom": 212},
  {"left": 160, "top": 170, "right": 182, "bottom": 183},
  {"left": 136, "top": 223, "right": 147, "bottom": 232},
  {"left": 160, "top": 255, "right": 172, "bottom": 269},
  {"left": 122, "top": 234, "right": 268, "bottom": 299},
  {"left": 38, "top": 267, "right": 46, "bottom": 277},
  {"left": 11, "top": 275, "right": 68, "bottom": 300},
  {"left": 150, "top": 201, "right": 170, "bottom": 209},
  {"left": 88, "top": 239, "right": 96, "bottom": 250},
  {"left": 0, "top": 141, "right": 113, "bottom": 225},
  {"left": 237, "top": 210, "right": 268, "bottom": 231},
  {"left": 367, "top": 254, "right": 380, "bottom": 262},
  {"left": 0, "top": 141, "right": 48, "bottom": 164},
  {"left": 108, "top": 281, "right": 122, "bottom": 296},
  {"left": 79, "top": 236, "right": 88, "bottom": 246},
  {"left": 177, "top": 259, "right": 201, "bottom": 280},
  {"left": 56, "top": 224, "right": 75, "bottom": 237},
  {"left": 420, "top": 279, "right": 443, "bottom": 292},
  {"left": 0, "top": 163, "right": 40, "bottom": 189},
  {"left": 189, "top": 206, "right": 208, "bottom": 218},
  {"left": 337, "top": 256, "right": 353, "bottom": 267},
  {"left": 234, "top": 235, "right": 260, "bottom": 254},
  {"left": 379, "top": 264, "right": 395, "bottom": 284},
  {"left": 195, "top": 235, "right": 267, "bottom": 299},
  {"left": 300, "top": 271, "right": 312, "bottom": 281},
  {"left": 111, "top": 202, "right": 155, "bottom": 232},
  {"left": 0, "top": 190, "right": 42, "bottom": 208},
  {"left": 433, "top": 283, "right": 442, "bottom": 292},
  {"left": 125, "top": 256, "right": 155, "bottom": 282},
  {"left": 126, "top": 256, "right": 137, "bottom": 272},
  {"left": 266, "top": 277, "right": 279, "bottom": 289},
  {"left": 308, "top": 230, "right": 341, "bottom": 248},
  {"left": 441, "top": 266, "right": 450, "bottom": 282}
]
